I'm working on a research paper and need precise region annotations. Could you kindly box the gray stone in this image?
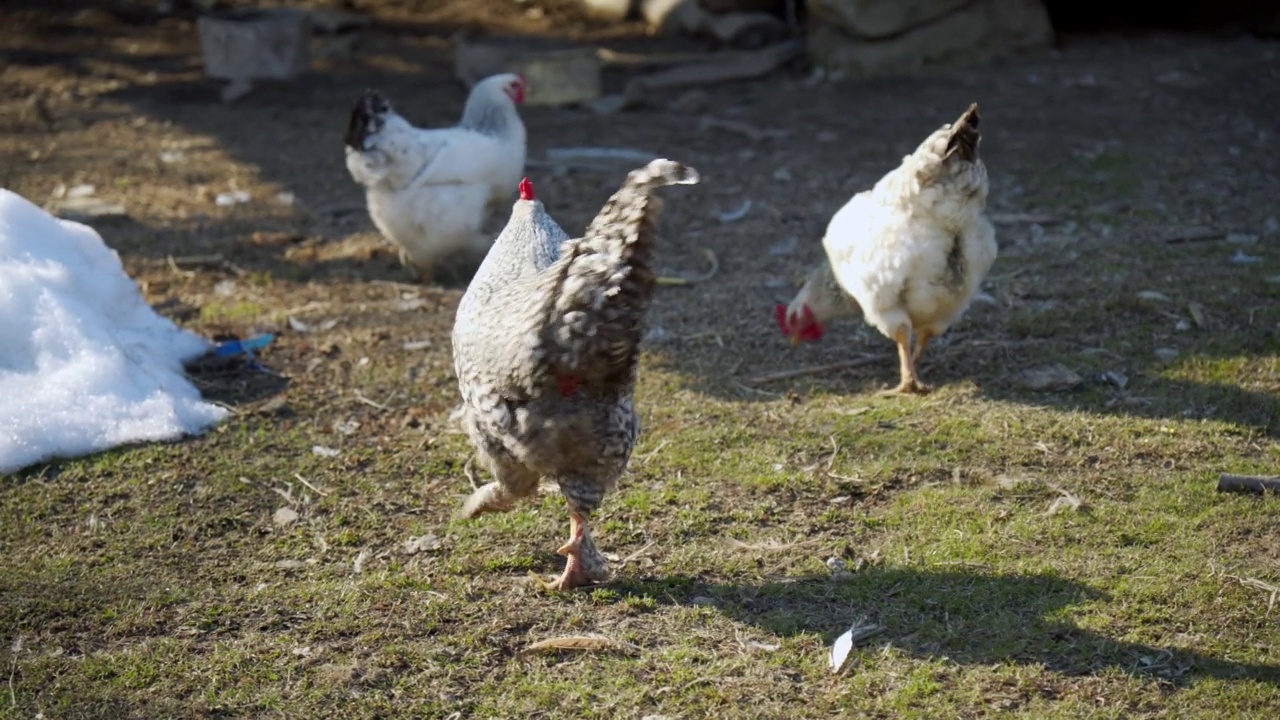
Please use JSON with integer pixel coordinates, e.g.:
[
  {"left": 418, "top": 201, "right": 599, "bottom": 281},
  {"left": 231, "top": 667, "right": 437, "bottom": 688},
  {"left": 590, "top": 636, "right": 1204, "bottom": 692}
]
[
  {"left": 808, "top": 0, "right": 1053, "bottom": 76},
  {"left": 809, "top": 0, "right": 970, "bottom": 39},
  {"left": 641, "top": 0, "right": 706, "bottom": 33},
  {"left": 455, "top": 38, "right": 601, "bottom": 107},
  {"left": 196, "top": 8, "right": 310, "bottom": 81}
]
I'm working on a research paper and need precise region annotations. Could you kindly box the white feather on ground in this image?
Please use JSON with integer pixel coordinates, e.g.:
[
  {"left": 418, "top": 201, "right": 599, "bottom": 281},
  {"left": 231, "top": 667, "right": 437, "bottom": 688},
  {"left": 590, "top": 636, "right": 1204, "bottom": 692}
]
[{"left": 0, "top": 189, "right": 227, "bottom": 474}]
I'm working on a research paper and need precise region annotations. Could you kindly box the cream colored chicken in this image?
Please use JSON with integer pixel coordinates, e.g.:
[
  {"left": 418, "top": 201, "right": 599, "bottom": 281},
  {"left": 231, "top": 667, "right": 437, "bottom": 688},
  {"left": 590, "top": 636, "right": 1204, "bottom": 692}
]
[{"left": 777, "top": 103, "right": 996, "bottom": 394}]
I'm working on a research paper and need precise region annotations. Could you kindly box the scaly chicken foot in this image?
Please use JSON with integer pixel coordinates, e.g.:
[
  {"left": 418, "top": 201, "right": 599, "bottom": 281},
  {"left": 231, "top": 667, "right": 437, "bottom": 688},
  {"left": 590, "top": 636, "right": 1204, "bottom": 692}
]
[
  {"left": 881, "top": 326, "right": 931, "bottom": 396},
  {"left": 533, "top": 511, "right": 610, "bottom": 591}
]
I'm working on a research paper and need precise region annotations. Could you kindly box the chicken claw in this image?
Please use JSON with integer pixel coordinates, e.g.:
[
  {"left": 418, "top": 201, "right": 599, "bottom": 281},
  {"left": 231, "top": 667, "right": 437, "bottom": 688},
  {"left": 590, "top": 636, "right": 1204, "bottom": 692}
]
[
  {"left": 531, "top": 511, "right": 610, "bottom": 591},
  {"left": 881, "top": 379, "right": 932, "bottom": 396},
  {"left": 880, "top": 326, "right": 932, "bottom": 396}
]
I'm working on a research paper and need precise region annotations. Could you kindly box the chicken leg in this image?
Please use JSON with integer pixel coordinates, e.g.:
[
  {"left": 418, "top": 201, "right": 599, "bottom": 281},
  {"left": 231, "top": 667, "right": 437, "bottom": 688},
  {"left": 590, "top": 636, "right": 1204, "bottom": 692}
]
[
  {"left": 457, "top": 462, "right": 538, "bottom": 518},
  {"left": 882, "top": 326, "right": 931, "bottom": 396},
  {"left": 534, "top": 510, "right": 610, "bottom": 591},
  {"left": 912, "top": 327, "right": 933, "bottom": 367}
]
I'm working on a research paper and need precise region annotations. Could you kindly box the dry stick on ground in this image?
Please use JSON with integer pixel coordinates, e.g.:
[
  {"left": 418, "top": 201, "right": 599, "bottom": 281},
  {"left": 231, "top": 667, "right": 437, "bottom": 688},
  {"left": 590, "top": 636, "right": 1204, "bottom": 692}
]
[
  {"left": 1216, "top": 473, "right": 1280, "bottom": 494},
  {"left": 294, "top": 472, "right": 330, "bottom": 497},
  {"left": 744, "top": 355, "right": 890, "bottom": 386},
  {"left": 743, "top": 336, "right": 1056, "bottom": 385},
  {"left": 723, "top": 537, "right": 822, "bottom": 552},
  {"left": 617, "top": 541, "right": 656, "bottom": 566},
  {"left": 520, "top": 636, "right": 641, "bottom": 657}
]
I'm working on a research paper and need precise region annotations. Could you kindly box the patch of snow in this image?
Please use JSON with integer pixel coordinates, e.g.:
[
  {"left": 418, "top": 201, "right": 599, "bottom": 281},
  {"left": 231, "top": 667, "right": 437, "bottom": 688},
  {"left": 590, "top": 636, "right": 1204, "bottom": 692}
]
[{"left": 0, "top": 189, "right": 227, "bottom": 474}]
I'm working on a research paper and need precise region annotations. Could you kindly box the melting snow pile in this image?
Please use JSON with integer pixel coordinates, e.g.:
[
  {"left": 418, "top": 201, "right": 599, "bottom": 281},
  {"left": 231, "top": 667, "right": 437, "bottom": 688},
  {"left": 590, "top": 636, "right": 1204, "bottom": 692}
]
[{"left": 0, "top": 189, "right": 228, "bottom": 474}]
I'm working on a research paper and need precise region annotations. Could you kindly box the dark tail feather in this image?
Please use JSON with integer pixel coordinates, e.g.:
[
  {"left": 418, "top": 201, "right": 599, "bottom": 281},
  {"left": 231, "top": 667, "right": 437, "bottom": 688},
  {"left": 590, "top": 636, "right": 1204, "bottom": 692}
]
[
  {"left": 344, "top": 89, "right": 391, "bottom": 151},
  {"left": 539, "top": 159, "right": 698, "bottom": 392},
  {"left": 620, "top": 158, "right": 700, "bottom": 193},
  {"left": 945, "top": 102, "right": 981, "bottom": 163}
]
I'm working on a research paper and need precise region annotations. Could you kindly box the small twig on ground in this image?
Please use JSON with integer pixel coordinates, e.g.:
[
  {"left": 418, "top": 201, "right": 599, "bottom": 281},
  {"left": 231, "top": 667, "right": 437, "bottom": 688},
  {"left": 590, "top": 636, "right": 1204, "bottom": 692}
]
[
  {"left": 618, "top": 541, "right": 656, "bottom": 566},
  {"left": 730, "top": 380, "right": 781, "bottom": 398},
  {"left": 1222, "top": 573, "right": 1280, "bottom": 614},
  {"left": 825, "top": 436, "right": 841, "bottom": 473},
  {"left": 8, "top": 653, "right": 16, "bottom": 708},
  {"left": 724, "top": 537, "right": 821, "bottom": 552},
  {"left": 1216, "top": 473, "right": 1280, "bottom": 494},
  {"left": 657, "top": 248, "right": 719, "bottom": 286},
  {"left": 354, "top": 391, "right": 392, "bottom": 412},
  {"left": 744, "top": 355, "right": 889, "bottom": 385},
  {"left": 520, "top": 635, "right": 641, "bottom": 657},
  {"left": 638, "top": 439, "right": 670, "bottom": 466},
  {"left": 294, "top": 472, "right": 330, "bottom": 497},
  {"left": 153, "top": 253, "right": 226, "bottom": 268}
]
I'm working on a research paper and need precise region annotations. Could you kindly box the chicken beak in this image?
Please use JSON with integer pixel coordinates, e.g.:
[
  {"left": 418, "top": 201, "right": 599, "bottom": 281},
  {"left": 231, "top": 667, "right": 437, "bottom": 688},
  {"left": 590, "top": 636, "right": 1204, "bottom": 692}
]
[{"left": 790, "top": 332, "right": 801, "bottom": 347}]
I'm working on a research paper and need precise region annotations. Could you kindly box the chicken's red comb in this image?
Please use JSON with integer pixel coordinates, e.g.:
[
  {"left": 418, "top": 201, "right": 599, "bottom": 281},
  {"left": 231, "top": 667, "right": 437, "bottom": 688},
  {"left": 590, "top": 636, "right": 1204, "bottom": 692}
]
[
  {"left": 519, "top": 177, "right": 534, "bottom": 201},
  {"left": 775, "top": 304, "right": 791, "bottom": 334}
]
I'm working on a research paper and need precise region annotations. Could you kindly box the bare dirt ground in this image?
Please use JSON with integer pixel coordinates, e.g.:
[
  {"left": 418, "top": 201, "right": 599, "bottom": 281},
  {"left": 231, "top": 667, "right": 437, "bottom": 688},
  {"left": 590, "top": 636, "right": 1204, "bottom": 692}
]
[{"left": 2, "top": 1, "right": 1279, "bottom": 718}]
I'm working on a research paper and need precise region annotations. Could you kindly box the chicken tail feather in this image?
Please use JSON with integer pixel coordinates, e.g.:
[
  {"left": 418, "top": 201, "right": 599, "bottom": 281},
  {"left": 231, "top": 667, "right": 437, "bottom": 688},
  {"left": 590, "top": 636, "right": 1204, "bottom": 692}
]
[
  {"left": 944, "top": 102, "right": 981, "bottom": 163},
  {"left": 539, "top": 159, "right": 699, "bottom": 393},
  {"left": 345, "top": 89, "right": 392, "bottom": 151}
]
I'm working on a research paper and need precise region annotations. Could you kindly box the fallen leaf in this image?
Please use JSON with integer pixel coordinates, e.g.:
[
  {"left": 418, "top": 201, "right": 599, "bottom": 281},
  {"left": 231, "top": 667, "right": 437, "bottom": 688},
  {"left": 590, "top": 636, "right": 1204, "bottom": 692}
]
[
  {"left": 352, "top": 549, "right": 370, "bottom": 574},
  {"left": 521, "top": 635, "right": 641, "bottom": 656},
  {"left": 402, "top": 534, "right": 441, "bottom": 554},
  {"left": 273, "top": 507, "right": 299, "bottom": 527}
]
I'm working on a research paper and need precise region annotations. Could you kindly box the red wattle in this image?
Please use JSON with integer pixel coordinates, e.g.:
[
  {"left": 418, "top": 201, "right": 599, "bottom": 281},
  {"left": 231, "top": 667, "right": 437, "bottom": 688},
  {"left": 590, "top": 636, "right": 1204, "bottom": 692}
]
[{"left": 774, "top": 304, "right": 790, "bottom": 334}]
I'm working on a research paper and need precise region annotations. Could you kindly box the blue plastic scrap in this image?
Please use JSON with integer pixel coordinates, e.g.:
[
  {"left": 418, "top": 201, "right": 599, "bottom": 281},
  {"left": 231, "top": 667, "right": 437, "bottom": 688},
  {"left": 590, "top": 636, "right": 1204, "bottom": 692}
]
[{"left": 212, "top": 333, "right": 276, "bottom": 358}]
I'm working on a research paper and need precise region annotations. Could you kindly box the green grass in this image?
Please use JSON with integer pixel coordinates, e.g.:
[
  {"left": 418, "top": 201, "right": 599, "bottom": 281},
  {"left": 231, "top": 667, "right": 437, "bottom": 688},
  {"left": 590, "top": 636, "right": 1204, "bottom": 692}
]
[{"left": 3, "top": 16, "right": 1280, "bottom": 720}]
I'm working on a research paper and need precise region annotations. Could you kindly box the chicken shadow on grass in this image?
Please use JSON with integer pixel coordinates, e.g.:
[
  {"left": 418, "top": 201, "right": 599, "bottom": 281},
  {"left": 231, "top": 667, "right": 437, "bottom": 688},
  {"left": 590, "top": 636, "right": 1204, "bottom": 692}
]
[
  {"left": 648, "top": 294, "right": 1280, "bottom": 437},
  {"left": 608, "top": 566, "right": 1280, "bottom": 687}
]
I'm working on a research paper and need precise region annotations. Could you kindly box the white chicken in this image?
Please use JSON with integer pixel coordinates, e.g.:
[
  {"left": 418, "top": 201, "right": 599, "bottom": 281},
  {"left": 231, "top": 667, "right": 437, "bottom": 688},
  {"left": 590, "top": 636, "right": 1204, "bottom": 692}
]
[
  {"left": 778, "top": 103, "right": 996, "bottom": 394},
  {"left": 343, "top": 73, "right": 528, "bottom": 282}
]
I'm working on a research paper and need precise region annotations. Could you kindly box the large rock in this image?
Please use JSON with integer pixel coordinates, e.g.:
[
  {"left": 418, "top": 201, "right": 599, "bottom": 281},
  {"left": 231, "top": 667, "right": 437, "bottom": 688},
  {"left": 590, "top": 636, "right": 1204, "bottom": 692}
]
[
  {"left": 807, "top": 0, "right": 1053, "bottom": 75},
  {"left": 196, "top": 8, "right": 310, "bottom": 81},
  {"left": 809, "top": 0, "right": 971, "bottom": 39}
]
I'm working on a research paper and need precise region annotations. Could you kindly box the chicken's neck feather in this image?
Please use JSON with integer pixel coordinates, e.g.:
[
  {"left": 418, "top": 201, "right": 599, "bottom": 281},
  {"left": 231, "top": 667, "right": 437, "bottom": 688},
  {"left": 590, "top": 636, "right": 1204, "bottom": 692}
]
[
  {"left": 460, "top": 96, "right": 519, "bottom": 138},
  {"left": 484, "top": 201, "right": 568, "bottom": 281}
]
